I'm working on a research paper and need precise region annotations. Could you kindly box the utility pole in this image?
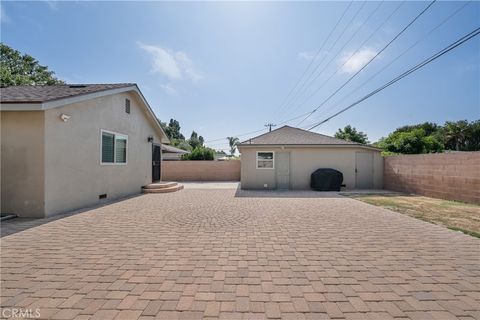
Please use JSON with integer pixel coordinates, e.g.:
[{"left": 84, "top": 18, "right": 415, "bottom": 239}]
[{"left": 265, "top": 123, "right": 276, "bottom": 132}]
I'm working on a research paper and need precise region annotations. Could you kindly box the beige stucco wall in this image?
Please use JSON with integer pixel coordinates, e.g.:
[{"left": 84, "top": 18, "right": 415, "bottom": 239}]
[
  {"left": 163, "top": 160, "right": 240, "bottom": 181},
  {"left": 1, "top": 91, "right": 164, "bottom": 218},
  {"left": 43, "top": 92, "right": 163, "bottom": 216},
  {"left": 384, "top": 152, "right": 480, "bottom": 204},
  {"left": 1, "top": 111, "right": 46, "bottom": 217},
  {"left": 239, "top": 146, "right": 383, "bottom": 190}
]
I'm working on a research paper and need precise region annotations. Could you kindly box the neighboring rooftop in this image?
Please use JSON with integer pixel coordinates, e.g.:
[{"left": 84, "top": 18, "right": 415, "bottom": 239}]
[
  {"left": 161, "top": 144, "right": 190, "bottom": 154},
  {"left": 239, "top": 125, "right": 368, "bottom": 146},
  {"left": 0, "top": 84, "right": 136, "bottom": 103}
]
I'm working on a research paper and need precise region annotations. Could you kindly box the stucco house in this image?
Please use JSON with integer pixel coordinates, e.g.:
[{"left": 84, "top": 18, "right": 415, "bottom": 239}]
[
  {"left": 1, "top": 84, "right": 170, "bottom": 218},
  {"left": 238, "top": 125, "right": 383, "bottom": 190}
]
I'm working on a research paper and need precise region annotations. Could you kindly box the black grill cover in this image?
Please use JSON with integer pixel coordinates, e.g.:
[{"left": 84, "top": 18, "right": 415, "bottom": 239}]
[{"left": 310, "top": 168, "right": 343, "bottom": 191}]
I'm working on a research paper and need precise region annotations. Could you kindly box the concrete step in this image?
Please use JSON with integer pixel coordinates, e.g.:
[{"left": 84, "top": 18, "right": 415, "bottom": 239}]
[
  {"left": 143, "top": 181, "right": 178, "bottom": 189},
  {"left": 142, "top": 184, "right": 184, "bottom": 194}
]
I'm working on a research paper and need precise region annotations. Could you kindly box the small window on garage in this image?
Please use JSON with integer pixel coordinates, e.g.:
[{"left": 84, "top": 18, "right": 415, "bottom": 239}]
[
  {"left": 101, "top": 130, "right": 128, "bottom": 165},
  {"left": 125, "top": 99, "right": 131, "bottom": 114},
  {"left": 257, "top": 151, "right": 274, "bottom": 169}
]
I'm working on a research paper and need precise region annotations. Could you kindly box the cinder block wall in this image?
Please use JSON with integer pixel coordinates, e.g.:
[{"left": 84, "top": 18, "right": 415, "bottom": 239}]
[
  {"left": 384, "top": 152, "right": 480, "bottom": 204},
  {"left": 163, "top": 160, "right": 240, "bottom": 181}
]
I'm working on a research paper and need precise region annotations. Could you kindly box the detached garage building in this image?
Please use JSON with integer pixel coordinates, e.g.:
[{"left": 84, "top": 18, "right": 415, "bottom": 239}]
[{"left": 238, "top": 126, "right": 383, "bottom": 190}]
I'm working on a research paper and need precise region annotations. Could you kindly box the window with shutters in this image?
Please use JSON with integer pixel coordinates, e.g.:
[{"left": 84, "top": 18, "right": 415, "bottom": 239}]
[{"left": 101, "top": 130, "right": 128, "bottom": 165}]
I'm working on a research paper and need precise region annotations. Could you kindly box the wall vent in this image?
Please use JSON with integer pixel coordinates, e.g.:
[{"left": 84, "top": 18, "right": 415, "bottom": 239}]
[
  {"left": 99, "top": 194, "right": 107, "bottom": 199},
  {"left": 125, "top": 99, "right": 131, "bottom": 114}
]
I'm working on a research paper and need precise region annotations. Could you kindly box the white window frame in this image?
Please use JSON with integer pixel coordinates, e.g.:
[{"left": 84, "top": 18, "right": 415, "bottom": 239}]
[
  {"left": 256, "top": 151, "right": 275, "bottom": 169},
  {"left": 100, "top": 129, "right": 128, "bottom": 165}
]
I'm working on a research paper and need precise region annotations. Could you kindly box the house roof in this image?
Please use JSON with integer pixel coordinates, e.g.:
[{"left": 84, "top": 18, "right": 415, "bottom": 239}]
[
  {"left": 0, "top": 84, "right": 136, "bottom": 103},
  {"left": 161, "top": 144, "right": 189, "bottom": 154},
  {"left": 238, "top": 125, "right": 378, "bottom": 149},
  {"left": 0, "top": 83, "right": 169, "bottom": 143}
]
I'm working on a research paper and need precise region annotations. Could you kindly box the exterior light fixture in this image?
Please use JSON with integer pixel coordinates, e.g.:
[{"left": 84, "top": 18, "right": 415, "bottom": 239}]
[
  {"left": 60, "top": 113, "right": 71, "bottom": 122},
  {"left": 147, "top": 136, "right": 154, "bottom": 143}
]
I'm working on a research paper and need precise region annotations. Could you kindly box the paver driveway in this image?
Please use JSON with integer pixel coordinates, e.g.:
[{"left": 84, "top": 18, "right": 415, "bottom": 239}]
[{"left": 1, "top": 188, "right": 479, "bottom": 320}]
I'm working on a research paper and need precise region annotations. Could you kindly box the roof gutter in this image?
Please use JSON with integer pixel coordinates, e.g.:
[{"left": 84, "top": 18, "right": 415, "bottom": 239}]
[{"left": 237, "top": 144, "right": 382, "bottom": 151}]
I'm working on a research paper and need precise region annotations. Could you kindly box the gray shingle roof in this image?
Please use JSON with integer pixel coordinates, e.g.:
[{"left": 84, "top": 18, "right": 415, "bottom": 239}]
[
  {"left": 0, "top": 84, "right": 136, "bottom": 103},
  {"left": 239, "top": 125, "right": 364, "bottom": 146},
  {"left": 161, "top": 144, "right": 189, "bottom": 154}
]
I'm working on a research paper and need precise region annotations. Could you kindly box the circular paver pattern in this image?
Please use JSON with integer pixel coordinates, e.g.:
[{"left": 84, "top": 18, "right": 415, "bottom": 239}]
[{"left": 162, "top": 208, "right": 251, "bottom": 229}]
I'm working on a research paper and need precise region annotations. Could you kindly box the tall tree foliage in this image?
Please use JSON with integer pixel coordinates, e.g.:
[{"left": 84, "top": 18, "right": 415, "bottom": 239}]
[
  {"left": 188, "top": 131, "right": 205, "bottom": 149},
  {"left": 226, "top": 137, "right": 240, "bottom": 155},
  {"left": 160, "top": 119, "right": 185, "bottom": 140},
  {"left": 375, "top": 120, "right": 479, "bottom": 154},
  {"left": 0, "top": 43, "right": 64, "bottom": 87},
  {"left": 334, "top": 125, "right": 369, "bottom": 144},
  {"left": 159, "top": 118, "right": 215, "bottom": 158}
]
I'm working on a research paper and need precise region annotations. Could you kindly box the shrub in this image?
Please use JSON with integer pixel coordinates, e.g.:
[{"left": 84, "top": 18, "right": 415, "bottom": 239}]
[{"left": 181, "top": 146, "right": 214, "bottom": 160}]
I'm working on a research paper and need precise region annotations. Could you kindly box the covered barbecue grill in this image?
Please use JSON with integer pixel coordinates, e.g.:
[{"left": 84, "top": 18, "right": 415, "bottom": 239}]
[{"left": 310, "top": 168, "right": 343, "bottom": 191}]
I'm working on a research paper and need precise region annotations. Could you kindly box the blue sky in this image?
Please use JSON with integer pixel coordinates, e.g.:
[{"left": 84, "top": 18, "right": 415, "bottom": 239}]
[{"left": 1, "top": 1, "right": 479, "bottom": 151}]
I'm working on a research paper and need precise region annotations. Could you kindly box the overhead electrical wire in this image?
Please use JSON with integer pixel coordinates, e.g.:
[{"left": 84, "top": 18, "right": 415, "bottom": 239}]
[
  {"left": 306, "top": 26, "right": 480, "bottom": 130},
  {"left": 274, "top": 1, "right": 354, "bottom": 121},
  {"left": 318, "top": 0, "right": 472, "bottom": 119},
  {"left": 205, "top": 1, "right": 398, "bottom": 145},
  {"left": 205, "top": 111, "right": 312, "bottom": 145},
  {"left": 276, "top": 1, "right": 368, "bottom": 122},
  {"left": 285, "top": 0, "right": 405, "bottom": 119},
  {"left": 280, "top": 1, "right": 385, "bottom": 120},
  {"left": 205, "top": 0, "right": 470, "bottom": 148},
  {"left": 296, "top": 0, "right": 437, "bottom": 126}
]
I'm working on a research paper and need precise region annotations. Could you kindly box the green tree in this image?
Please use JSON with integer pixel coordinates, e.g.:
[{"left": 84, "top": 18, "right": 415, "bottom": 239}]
[
  {"left": 188, "top": 131, "right": 204, "bottom": 149},
  {"left": 160, "top": 118, "right": 185, "bottom": 140},
  {"left": 226, "top": 137, "right": 240, "bottom": 156},
  {"left": 465, "top": 120, "right": 480, "bottom": 151},
  {"left": 395, "top": 122, "right": 440, "bottom": 136},
  {"left": 170, "top": 139, "right": 192, "bottom": 152},
  {"left": 334, "top": 125, "right": 369, "bottom": 144},
  {"left": 0, "top": 43, "right": 64, "bottom": 87},
  {"left": 376, "top": 128, "right": 443, "bottom": 154},
  {"left": 441, "top": 120, "right": 471, "bottom": 151},
  {"left": 181, "top": 146, "right": 214, "bottom": 160}
]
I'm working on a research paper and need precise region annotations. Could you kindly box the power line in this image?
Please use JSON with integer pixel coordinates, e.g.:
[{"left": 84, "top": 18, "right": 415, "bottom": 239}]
[
  {"left": 274, "top": 1, "right": 354, "bottom": 121},
  {"left": 226, "top": 1, "right": 399, "bottom": 144},
  {"left": 205, "top": 0, "right": 462, "bottom": 146},
  {"left": 265, "top": 123, "right": 277, "bottom": 132},
  {"left": 285, "top": 1, "right": 404, "bottom": 119},
  {"left": 203, "top": 1, "right": 397, "bottom": 144},
  {"left": 279, "top": 0, "right": 381, "bottom": 120},
  {"left": 297, "top": 0, "right": 436, "bottom": 126},
  {"left": 307, "top": 27, "right": 480, "bottom": 131},
  {"left": 204, "top": 109, "right": 314, "bottom": 144},
  {"left": 205, "top": 128, "right": 266, "bottom": 143},
  {"left": 319, "top": 0, "right": 472, "bottom": 119},
  {"left": 277, "top": 1, "right": 367, "bottom": 121}
]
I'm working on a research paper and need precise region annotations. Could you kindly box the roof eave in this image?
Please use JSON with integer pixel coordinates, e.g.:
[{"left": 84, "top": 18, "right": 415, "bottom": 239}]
[
  {"left": 237, "top": 143, "right": 381, "bottom": 151},
  {"left": 0, "top": 85, "right": 170, "bottom": 144}
]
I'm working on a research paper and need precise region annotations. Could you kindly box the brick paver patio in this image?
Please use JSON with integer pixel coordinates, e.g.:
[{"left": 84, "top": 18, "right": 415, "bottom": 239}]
[{"left": 1, "top": 188, "right": 479, "bottom": 319}]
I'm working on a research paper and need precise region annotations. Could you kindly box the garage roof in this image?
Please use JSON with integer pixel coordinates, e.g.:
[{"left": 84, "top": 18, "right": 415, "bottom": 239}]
[{"left": 238, "top": 125, "right": 379, "bottom": 149}]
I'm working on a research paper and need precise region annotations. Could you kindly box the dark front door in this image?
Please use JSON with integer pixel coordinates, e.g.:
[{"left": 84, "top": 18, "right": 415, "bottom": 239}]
[{"left": 152, "top": 145, "right": 161, "bottom": 182}]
